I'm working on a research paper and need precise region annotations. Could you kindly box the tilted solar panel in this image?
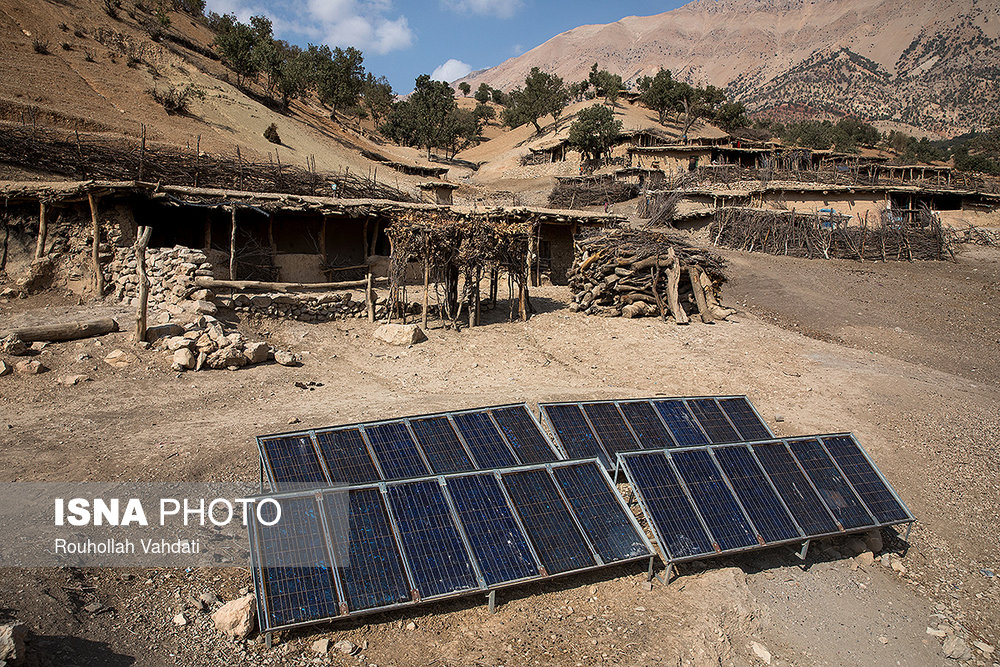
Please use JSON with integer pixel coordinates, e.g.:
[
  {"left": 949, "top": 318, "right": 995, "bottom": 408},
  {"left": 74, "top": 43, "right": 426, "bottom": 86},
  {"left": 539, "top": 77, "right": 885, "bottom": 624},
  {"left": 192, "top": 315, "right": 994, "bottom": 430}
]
[
  {"left": 686, "top": 399, "right": 741, "bottom": 444},
  {"left": 581, "top": 402, "right": 640, "bottom": 458},
  {"left": 541, "top": 403, "right": 611, "bottom": 469},
  {"left": 718, "top": 398, "right": 773, "bottom": 441},
  {"left": 452, "top": 412, "right": 519, "bottom": 469},
  {"left": 365, "top": 422, "right": 430, "bottom": 480},
  {"left": 491, "top": 406, "right": 559, "bottom": 464},
  {"left": 409, "top": 416, "right": 476, "bottom": 474},
  {"left": 260, "top": 435, "right": 328, "bottom": 489},
  {"left": 652, "top": 400, "right": 709, "bottom": 447},
  {"left": 618, "top": 434, "right": 913, "bottom": 569},
  {"left": 619, "top": 401, "right": 676, "bottom": 449},
  {"left": 314, "top": 428, "right": 381, "bottom": 485}
]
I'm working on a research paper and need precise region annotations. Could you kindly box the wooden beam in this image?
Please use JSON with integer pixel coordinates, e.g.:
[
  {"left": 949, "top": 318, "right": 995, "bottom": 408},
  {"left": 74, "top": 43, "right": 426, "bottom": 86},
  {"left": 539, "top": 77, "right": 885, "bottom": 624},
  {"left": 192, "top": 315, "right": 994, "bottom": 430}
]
[
  {"left": 35, "top": 201, "right": 47, "bottom": 259},
  {"left": 134, "top": 226, "right": 153, "bottom": 344},
  {"left": 194, "top": 276, "right": 387, "bottom": 292},
  {"left": 229, "top": 207, "right": 237, "bottom": 280},
  {"left": 88, "top": 193, "right": 104, "bottom": 297},
  {"left": 0, "top": 318, "right": 118, "bottom": 342}
]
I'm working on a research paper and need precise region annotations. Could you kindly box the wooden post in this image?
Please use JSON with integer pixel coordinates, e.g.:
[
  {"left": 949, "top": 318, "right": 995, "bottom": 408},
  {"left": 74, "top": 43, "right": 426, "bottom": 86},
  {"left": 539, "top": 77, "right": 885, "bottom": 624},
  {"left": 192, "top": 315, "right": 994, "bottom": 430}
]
[
  {"left": 229, "top": 207, "right": 237, "bottom": 280},
  {"left": 319, "top": 217, "right": 327, "bottom": 264},
  {"left": 366, "top": 271, "right": 375, "bottom": 322},
  {"left": 687, "top": 266, "right": 713, "bottom": 323},
  {"left": 133, "top": 226, "right": 153, "bottom": 344},
  {"left": 666, "top": 248, "right": 689, "bottom": 325},
  {"left": 88, "top": 193, "right": 104, "bottom": 297},
  {"left": 422, "top": 240, "right": 429, "bottom": 329},
  {"left": 35, "top": 201, "right": 47, "bottom": 259},
  {"left": 139, "top": 124, "right": 146, "bottom": 181}
]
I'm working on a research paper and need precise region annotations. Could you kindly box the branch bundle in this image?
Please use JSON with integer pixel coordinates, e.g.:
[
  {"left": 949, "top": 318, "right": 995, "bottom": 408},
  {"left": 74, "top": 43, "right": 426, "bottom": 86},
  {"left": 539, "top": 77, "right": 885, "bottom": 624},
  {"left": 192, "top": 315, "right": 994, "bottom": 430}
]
[
  {"left": 568, "top": 228, "right": 729, "bottom": 323},
  {"left": 547, "top": 179, "right": 639, "bottom": 209}
]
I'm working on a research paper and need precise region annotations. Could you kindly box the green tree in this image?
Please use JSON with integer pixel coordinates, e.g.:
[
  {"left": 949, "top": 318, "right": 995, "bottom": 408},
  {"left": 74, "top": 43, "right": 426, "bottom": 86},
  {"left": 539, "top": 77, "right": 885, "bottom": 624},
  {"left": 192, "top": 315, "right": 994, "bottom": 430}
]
[
  {"left": 568, "top": 80, "right": 589, "bottom": 103},
  {"left": 637, "top": 68, "right": 675, "bottom": 124},
  {"left": 317, "top": 46, "right": 366, "bottom": 116},
  {"left": 502, "top": 67, "right": 567, "bottom": 134},
  {"left": 213, "top": 15, "right": 258, "bottom": 86},
  {"left": 715, "top": 101, "right": 749, "bottom": 132},
  {"left": 473, "top": 102, "right": 496, "bottom": 125},
  {"left": 588, "top": 63, "right": 622, "bottom": 105},
  {"left": 568, "top": 104, "right": 622, "bottom": 161},
  {"left": 474, "top": 83, "right": 492, "bottom": 104},
  {"left": 409, "top": 74, "right": 459, "bottom": 158},
  {"left": 249, "top": 16, "right": 282, "bottom": 95},
  {"left": 491, "top": 87, "right": 508, "bottom": 106},
  {"left": 274, "top": 46, "right": 310, "bottom": 108},
  {"left": 362, "top": 74, "right": 395, "bottom": 127},
  {"left": 458, "top": 81, "right": 471, "bottom": 97}
]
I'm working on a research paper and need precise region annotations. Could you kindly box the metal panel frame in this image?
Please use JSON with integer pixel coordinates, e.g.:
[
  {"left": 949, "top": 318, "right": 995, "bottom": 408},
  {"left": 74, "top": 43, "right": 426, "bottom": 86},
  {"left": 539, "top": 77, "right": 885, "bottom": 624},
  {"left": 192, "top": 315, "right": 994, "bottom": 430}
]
[
  {"left": 617, "top": 433, "right": 915, "bottom": 569},
  {"left": 247, "top": 458, "right": 655, "bottom": 634},
  {"left": 257, "top": 403, "right": 563, "bottom": 492},
  {"left": 539, "top": 395, "right": 774, "bottom": 476}
]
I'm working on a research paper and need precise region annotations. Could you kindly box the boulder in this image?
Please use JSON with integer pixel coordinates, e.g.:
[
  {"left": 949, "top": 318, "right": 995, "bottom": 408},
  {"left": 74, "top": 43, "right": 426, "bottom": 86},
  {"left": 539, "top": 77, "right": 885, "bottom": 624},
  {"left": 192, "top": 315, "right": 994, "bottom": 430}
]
[
  {"left": 274, "top": 350, "right": 301, "bottom": 367},
  {"left": 312, "top": 638, "right": 330, "bottom": 654},
  {"left": 1, "top": 334, "right": 29, "bottom": 356},
  {"left": 942, "top": 636, "right": 972, "bottom": 661},
  {"left": 56, "top": 374, "right": 89, "bottom": 386},
  {"left": 104, "top": 350, "right": 130, "bottom": 368},
  {"left": 249, "top": 295, "right": 273, "bottom": 309},
  {"left": 166, "top": 336, "right": 195, "bottom": 352},
  {"left": 195, "top": 300, "right": 218, "bottom": 316},
  {"left": 207, "top": 346, "right": 248, "bottom": 370},
  {"left": 244, "top": 342, "right": 270, "bottom": 365},
  {"left": 15, "top": 359, "right": 46, "bottom": 375},
  {"left": 211, "top": 594, "right": 256, "bottom": 640},
  {"left": 145, "top": 323, "right": 184, "bottom": 343},
  {"left": 0, "top": 360, "right": 11, "bottom": 377},
  {"left": 334, "top": 639, "right": 358, "bottom": 655},
  {"left": 172, "top": 348, "right": 196, "bottom": 371},
  {"left": 232, "top": 294, "right": 251, "bottom": 308},
  {"left": 195, "top": 335, "right": 217, "bottom": 355},
  {"left": 373, "top": 324, "right": 427, "bottom": 346},
  {"left": 189, "top": 289, "right": 214, "bottom": 302},
  {"left": 0, "top": 623, "right": 27, "bottom": 662}
]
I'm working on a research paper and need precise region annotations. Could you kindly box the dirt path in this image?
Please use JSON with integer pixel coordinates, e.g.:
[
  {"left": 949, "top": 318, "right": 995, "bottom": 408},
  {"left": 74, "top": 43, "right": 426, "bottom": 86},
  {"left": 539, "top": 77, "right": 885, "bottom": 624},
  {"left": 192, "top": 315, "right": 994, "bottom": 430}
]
[{"left": 1, "top": 252, "right": 998, "bottom": 665}]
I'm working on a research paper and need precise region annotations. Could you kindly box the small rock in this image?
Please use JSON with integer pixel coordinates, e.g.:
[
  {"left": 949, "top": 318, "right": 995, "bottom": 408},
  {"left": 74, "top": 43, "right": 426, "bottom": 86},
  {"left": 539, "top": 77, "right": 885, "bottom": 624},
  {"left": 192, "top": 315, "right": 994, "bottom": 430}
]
[
  {"left": 30, "top": 341, "right": 47, "bottom": 352},
  {"left": 942, "top": 636, "right": 972, "bottom": 661},
  {"left": 173, "top": 613, "right": 187, "bottom": 626},
  {"left": 274, "top": 350, "right": 301, "bottom": 367},
  {"left": 854, "top": 551, "right": 875, "bottom": 568},
  {"left": 145, "top": 323, "right": 184, "bottom": 343},
  {"left": 0, "top": 360, "right": 11, "bottom": 377},
  {"left": 166, "top": 336, "right": 195, "bottom": 352},
  {"left": 104, "top": 349, "right": 130, "bottom": 368},
  {"left": 287, "top": 417, "right": 300, "bottom": 425},
  {"left": 57, "top": 374, "right": 89, "bottom": 386},
  {"left": 311, "top": 638, "right": 330, "bottom": 654},
  {"left": 172, "top": 348, "right": 196, "bottom": 371},
  {"left": 82, "top": 602, "right": 102, "bottom": 613},
  {"left": 878, "top": 635, "right": 888, "bottom": 645},
  {"left": 751, "top": 640, "right": 772, "bottom": 664},
  {"left": 186, "top": 596, "right": 205, "bottom": 611},
  {"left": 195, "top": 351, "right": 207, "bottom": 371},
  {"left": 774, "top": 415, "right": 784, "bottom": 423},
  {"left": 890, "top": 558, "right": 907, "bottom": 574},
  {"left": 0, "top": 623, "right": 28, "bottom": 662},
  {"left": 199, "top": 591, "right": 219, "bottom": 607},
  {"left": 980, "top": 568, "right": 995, "bottom": 578},
  {"left": 189, "top": 289, "right": 214, "bottom": 302},
  {"left": 15, "top": 359, "right": 45, "bottom": 375},
  {"left": 973, "top": 641, "right": 994, "bottom": 655},
  {"left": 207, "top": 346, "right": 247, "bottom": 370},
  {"left": 642, "top": 581, "right": 653, "bottom": 591},
  {"left": 373, "top": 324, "right": 427, "bottom": 346},
  {"left": 211, "top": 594, "right": 256, "bottom": 640},
  {"left": 334, "top": 639, "right": 358, "bottom": 655},
  {"left": 195, "top": 300, "right": 218, "bottom": 316},
  {"left": 0, "top": 334, "right": 29, "bottom": 356},
  {"left": 405, "top": 621, "right": 416, "bottom": 631},
  {"left": 244, "top": 342, "right": 270, "bottom": 364},
  {"left": 927, "top": 627, "right": 947, "bottom": 638}
]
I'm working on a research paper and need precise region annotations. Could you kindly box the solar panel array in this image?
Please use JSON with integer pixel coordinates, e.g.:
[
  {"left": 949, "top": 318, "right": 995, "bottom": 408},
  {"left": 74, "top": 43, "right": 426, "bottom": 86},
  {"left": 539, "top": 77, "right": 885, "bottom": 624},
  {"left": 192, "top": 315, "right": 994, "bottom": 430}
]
[
  {"left": 540, "top": 396, "right": 773, "bottom": 470},
  {"left": 617, "top": 434, "right": 914, "bottom": 565},
  {"left": 257, "top": 404, "right": 561, "bottom": 490},
  {"left": 248, "top": 460, "right": 654, "bottom": 632}
]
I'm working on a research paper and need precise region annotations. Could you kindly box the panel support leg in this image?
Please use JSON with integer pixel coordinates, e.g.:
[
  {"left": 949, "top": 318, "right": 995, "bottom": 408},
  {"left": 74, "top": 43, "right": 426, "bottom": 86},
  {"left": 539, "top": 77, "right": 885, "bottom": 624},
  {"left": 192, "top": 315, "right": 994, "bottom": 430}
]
[
  {"left": 264, "top": 631, "right": 273, "bottom": 649},
  {"left": 646, "top": 557, "right": 670, "bottom": 586},
  {"left": 795, "top": 539, "right": 811, "bottom": 561},
  {"left": 488, "top": 589, "right": 496, "bottom": 614}
]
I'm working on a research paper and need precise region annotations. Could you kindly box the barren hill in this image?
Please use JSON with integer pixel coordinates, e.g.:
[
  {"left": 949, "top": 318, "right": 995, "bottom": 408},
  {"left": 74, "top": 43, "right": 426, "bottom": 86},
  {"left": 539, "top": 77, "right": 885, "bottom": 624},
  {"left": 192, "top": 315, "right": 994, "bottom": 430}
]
[{"left": 457, "top": 0, "right": 1000, "bottom": 137}]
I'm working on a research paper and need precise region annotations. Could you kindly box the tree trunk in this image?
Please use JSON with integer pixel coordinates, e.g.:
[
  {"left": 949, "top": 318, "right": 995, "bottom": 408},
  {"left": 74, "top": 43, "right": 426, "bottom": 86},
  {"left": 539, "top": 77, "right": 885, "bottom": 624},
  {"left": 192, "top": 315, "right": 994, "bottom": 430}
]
[
  {"left": 666, "top": 248, "right": 689, "bottom": 324},
  {"left": 134, "top": 226, "right": 153, "bottom": 344},
  {"left": 687, "top": 266, "right": 714, "bottom": 324},
  {"left": 35, "top": 202, "right": 47, "bottom": 259},
  {"left": 88, "top": 193, "right": 104, "bottom": 297},
  {"left": 0, "top": 318, "right": 118, "bottom": 342}
]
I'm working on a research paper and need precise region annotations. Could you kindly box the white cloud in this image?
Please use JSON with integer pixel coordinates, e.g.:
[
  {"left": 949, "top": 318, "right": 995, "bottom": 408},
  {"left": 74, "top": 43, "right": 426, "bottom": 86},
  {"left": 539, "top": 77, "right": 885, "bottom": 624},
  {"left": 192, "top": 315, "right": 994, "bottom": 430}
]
[
  {"left": 430, "top": 58, "right": 473, "bottom": 82},
  {"left": 441, "top": 0, "right": 522, "bottom": 19},
  {"left": 205, "top": 0, "right": 414, "bottom": 54}
]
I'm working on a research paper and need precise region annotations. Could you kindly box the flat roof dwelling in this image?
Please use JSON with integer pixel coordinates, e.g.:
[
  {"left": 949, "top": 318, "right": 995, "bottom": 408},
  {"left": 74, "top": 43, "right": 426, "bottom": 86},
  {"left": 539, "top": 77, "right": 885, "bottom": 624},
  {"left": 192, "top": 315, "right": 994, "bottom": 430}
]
[{"left": 416, "top": 182, "right": 459, "bottom": 206}]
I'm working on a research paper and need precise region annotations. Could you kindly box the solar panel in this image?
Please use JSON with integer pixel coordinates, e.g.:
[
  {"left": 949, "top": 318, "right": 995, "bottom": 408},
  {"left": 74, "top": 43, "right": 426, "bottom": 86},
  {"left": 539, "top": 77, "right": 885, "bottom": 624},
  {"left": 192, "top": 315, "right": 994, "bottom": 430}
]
[
  {"left": 259, "top": 435, "right": 327, "bottom": 489},
  {"left": 409, "top": 416, "right": 475, "bottom": 474},
  {"left": 447, "top": 474, "right": 539, "bottom": 585},
  {"left": 541, "top": 403, "right": 611, "bottom": 468},
  {"left": 712, "top": 445, "right": 802, "bottom": 543},
  {"left": 821, "top": 435, "right": 910, "bottom": 523},
  {"left": 324, "top": 488, "right": 411, "bottom": 612},
  {"left": 787, "top": 438, "right": 874, "bottom": 530},
  {"left": 451, "top": 412, "right": 519, "bottom": 469},
  {"left": 620, "top": 452, "right": 715, "bottom": 559},
  {"left": 386, "top": 480, "right": 480, "bottom": 598},
  {"left": 670, "top": 449, "right": 759, "bottom": 550},
  {"left": 553, "top": 463, "right": 649, "bottom": 563},
  {"left": 314, "top": 428, "right": 381, "bottom": 485},
  {"left": 618, "top": 401, "right": 677, "bottom": 448},
  {"left": 502, "top": 468, "right": 597, "bottom": 574},
  {"left": 582, "top": 403, "right": 640, "bottom": 457},
  {"left": 364, "top": 422, "right": 430, "bottom": 480},
  {"left": 686, "top": 399, "right": 741, "bottom": 444},
  {"left": 652, "top": 400, "right": 709, "bottom": 447},
  {"left": 619, "top": 434, "right": 914, "bottom": 569},
  {"left": 253, "top": 496, "right": 340, "bottom": 628},
  {"left": 490, "top": 406, "right": 559, "bottom": 464},
  {"left": 718, "top": 398, "right": 772, "bottom": 441}
]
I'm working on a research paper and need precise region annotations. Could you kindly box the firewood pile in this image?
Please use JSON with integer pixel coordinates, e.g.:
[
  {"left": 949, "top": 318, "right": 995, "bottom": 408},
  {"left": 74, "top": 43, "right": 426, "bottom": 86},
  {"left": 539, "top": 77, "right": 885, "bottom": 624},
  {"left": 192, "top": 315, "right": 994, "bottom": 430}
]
[
  {"left": 568, "top": 228, "right": 731, "bottom": 324},
  {"left": 547, "top": 179, "right": 639, "bottom": 209}
]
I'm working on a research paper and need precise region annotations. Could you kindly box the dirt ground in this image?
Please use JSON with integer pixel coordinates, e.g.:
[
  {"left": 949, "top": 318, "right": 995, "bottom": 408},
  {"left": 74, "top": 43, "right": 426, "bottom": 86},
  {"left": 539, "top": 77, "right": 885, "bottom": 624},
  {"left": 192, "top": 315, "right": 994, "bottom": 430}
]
[{"left": 1, "top": 247, "right": 999, "bottom": 666}]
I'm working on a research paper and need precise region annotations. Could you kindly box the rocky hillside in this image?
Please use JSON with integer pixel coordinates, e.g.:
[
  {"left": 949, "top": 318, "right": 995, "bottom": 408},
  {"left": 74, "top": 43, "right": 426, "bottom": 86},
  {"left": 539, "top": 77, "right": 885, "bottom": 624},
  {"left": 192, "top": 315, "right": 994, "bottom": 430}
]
[{"left": 458, "top": 0, "right": 1000, "bottom": 137}]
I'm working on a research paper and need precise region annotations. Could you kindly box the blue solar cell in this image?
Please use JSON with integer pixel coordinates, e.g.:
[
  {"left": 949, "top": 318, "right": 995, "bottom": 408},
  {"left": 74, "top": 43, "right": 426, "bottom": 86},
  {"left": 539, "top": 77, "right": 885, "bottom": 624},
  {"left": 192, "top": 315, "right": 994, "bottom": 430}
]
[
  {"left": 619, "top": 401, "right": 677, "bottom": 449},
  {"left": 712, "top": 445, "right": 802, "bottom": 543},
  {"left": 621, "top": 452, "right": 715, "bottom": 559},
  {"left": 652, "top": 400, "right": 709, "bottom": 447},
  {"left": 788, "top": 439, "right": 874, "bottom": 530},
  {"left": 386, "top": 481, "right": 479, "bottom": 599},
  {"left": 687, "top": 399, "right": 741, "bottom": 444},
  {"left": 502, "top": 469, "right": 596, "bottom": 574},
  {"left": 542, "top": 404, "right": 610, "bottom": 468},
  {"left": 451, "top": 412, "right": 518, "bottom": 469},
  {"left": 490, "top": 406, "right": 558, "bottom": 464},
  {"left": 582, "top": 403, "right": 640, "bottom": 457},
  {"left": 670, "top": 449, "right": 758, "bottom": 550},
  {"left": 314, "top": 428, "right": 381, "bottom": 485},
  {"left": 822, "top": 436, "right": 910, "bottom": 524},
  {"left": 553, "top": 463, "right": 649, "bottom": 563},
  {"left": 409, "top": 417, "right": 475, "bottom": 474},
  {"left": 752, "top": 442, "right": 839, "bottom": 535},
  {"left": 447, "top": 474, "right": 539, "bottom": 586},
  {"left": 323, "top": 488, "right": 411, "bottom": 612},
  {"left": 718, "top": 398, "right": 772, "bottom": 441},
  {"left": 255, "top": 496, "right": 340, "bottom": 627},
  {"left": 261, "top": 435, "right": 328, "bottom": 488},
  {"left": 364, "top": 422, "right": 429, "bottom": 480}
]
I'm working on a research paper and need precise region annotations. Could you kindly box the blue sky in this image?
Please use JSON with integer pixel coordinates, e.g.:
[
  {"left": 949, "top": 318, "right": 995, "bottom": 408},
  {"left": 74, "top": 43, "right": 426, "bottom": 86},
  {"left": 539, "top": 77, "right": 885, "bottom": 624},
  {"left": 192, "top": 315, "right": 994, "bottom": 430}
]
[{"left": 203, "top": 0, "right": 687, "bottom": 92}]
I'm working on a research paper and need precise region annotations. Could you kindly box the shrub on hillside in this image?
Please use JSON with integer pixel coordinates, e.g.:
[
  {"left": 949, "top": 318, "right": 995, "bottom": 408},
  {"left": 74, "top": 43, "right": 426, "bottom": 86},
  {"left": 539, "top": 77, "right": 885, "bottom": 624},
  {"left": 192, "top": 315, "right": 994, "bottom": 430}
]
[
  {"left": 263, "top": 123, "right": 281, "bottom": 144},
  {"left": 32, "top": 39, "right": 50, "bottom": 55}
]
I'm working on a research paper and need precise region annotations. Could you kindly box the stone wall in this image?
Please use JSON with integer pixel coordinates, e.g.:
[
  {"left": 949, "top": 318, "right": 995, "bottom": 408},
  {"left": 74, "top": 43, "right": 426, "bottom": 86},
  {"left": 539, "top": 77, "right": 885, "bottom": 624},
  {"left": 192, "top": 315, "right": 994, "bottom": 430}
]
[
  {"left": 222, "top": 291, "right": 388, "bottom": 322},
  {"left": 107, "top": 246, "right": 217, "bottom": 320}
]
